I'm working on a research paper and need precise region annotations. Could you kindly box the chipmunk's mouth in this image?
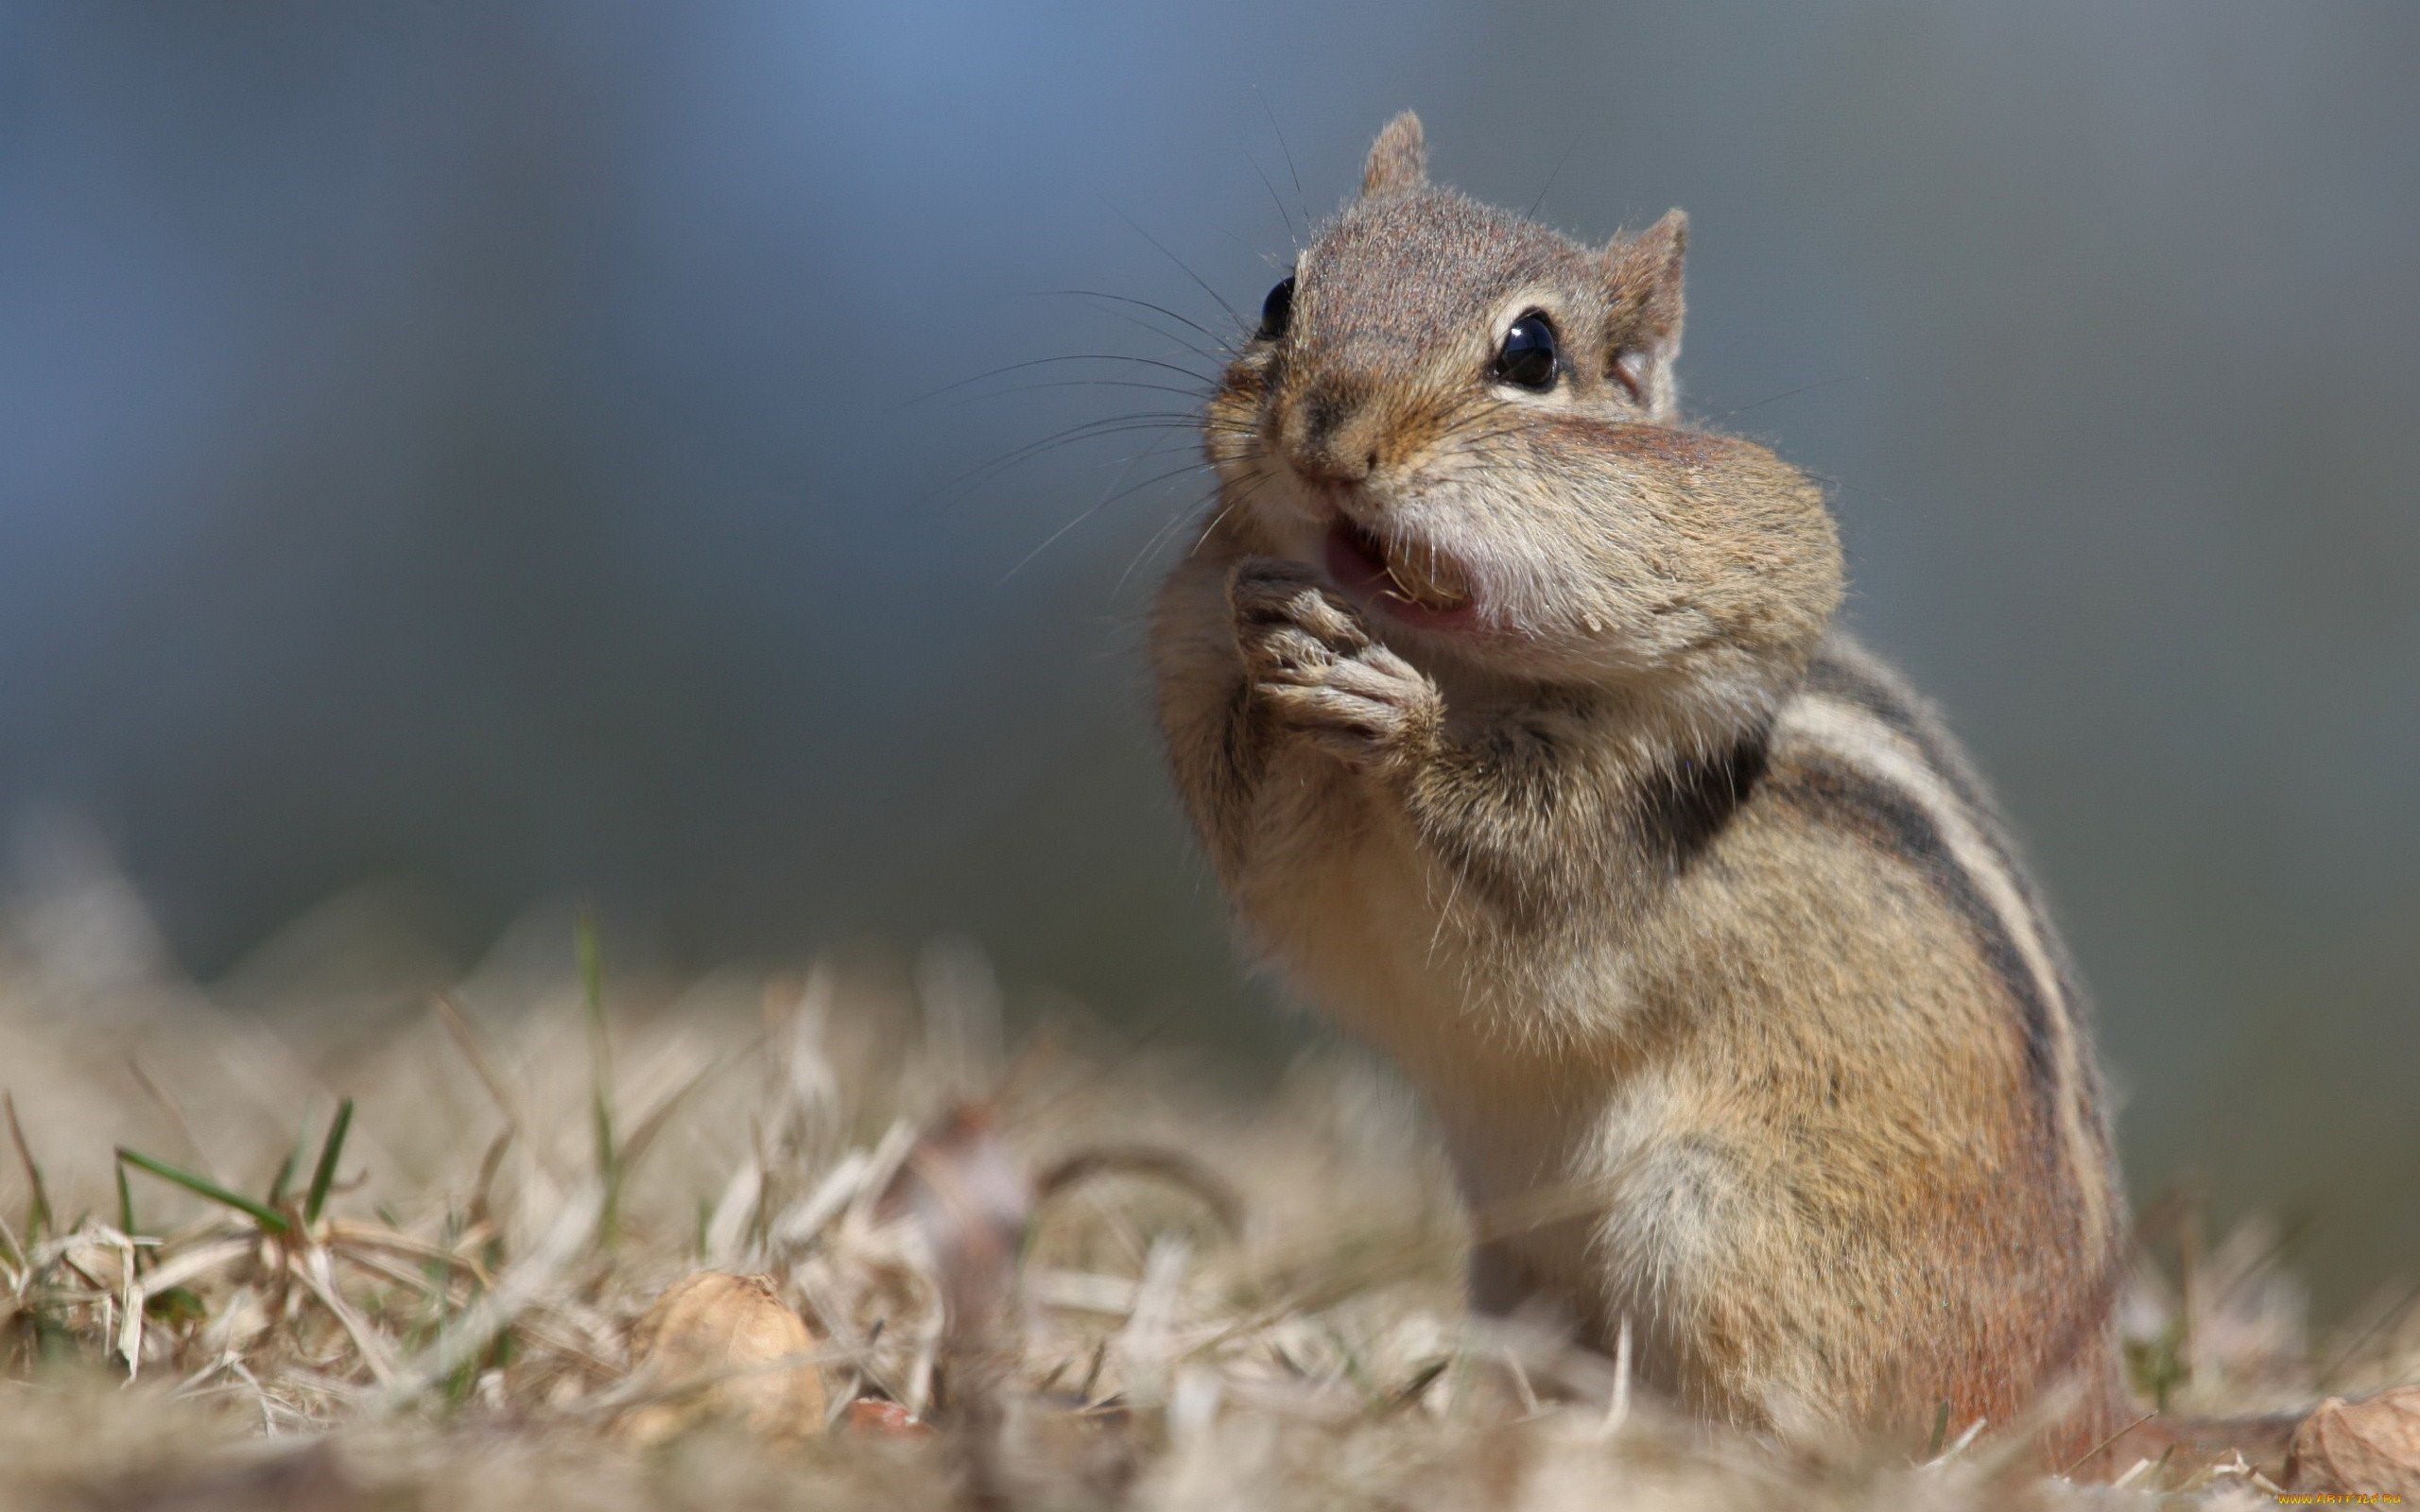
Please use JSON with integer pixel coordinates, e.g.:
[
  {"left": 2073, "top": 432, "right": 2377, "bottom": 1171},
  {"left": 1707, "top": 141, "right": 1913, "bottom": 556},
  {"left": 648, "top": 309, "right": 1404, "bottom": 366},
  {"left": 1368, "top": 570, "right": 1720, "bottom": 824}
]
[{"left": 1322, "top": 516, "right": 1478, "bottom": 629}]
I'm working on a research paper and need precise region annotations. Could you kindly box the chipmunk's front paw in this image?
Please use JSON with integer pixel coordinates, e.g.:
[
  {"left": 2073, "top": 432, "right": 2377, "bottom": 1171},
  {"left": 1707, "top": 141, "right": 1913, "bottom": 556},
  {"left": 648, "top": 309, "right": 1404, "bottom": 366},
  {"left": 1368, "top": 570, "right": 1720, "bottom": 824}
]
[{"left": 1229, "top": 559, "right": 1442, "bottom": 767}]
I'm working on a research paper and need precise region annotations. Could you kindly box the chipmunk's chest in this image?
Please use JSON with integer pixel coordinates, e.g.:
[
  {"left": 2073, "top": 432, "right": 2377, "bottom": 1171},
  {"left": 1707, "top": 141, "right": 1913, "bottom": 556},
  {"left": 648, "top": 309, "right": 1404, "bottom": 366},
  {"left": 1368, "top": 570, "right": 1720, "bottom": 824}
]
[
  {"left": 1235, "top": 755, "right": 1480, "bottom": 1044},
  {"left": 1233, "top": 749, "right": 1641, "bottom": 1068}
]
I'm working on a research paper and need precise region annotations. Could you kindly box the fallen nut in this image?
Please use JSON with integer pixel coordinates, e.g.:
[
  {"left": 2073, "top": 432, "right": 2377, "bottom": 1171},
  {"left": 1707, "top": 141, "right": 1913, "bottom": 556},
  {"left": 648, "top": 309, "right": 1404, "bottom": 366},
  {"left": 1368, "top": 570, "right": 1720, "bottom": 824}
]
[
  {"left": 618, "top": 1271, "right": 827, "bottom": 1444},
  {"left": 2284, "top": 1385, "right": 2420, "bottom": 1497}
]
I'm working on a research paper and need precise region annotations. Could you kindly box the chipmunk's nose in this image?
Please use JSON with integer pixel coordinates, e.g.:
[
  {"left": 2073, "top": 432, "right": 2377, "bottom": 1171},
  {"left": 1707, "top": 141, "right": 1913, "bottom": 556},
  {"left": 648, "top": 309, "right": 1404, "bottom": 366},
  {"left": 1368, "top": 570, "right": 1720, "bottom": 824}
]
[{"left": 1278, "top": 382, "right": 1383, "bottom": 486}]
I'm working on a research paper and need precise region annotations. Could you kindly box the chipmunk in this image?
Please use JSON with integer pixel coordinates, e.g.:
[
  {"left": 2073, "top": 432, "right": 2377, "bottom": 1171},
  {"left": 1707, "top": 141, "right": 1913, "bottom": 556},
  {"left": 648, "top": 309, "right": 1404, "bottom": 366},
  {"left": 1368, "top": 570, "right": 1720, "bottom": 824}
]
[{"left": 1150, "top": 112, "right": 2136, "bottom": 1461}]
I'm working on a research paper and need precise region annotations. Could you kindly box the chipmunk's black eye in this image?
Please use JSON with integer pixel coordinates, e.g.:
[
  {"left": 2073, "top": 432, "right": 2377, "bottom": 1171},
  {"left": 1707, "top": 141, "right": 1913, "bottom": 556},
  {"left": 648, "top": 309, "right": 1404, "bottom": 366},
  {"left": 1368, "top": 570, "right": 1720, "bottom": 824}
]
[
  {"left": 1258, "top": 275, "right": 1294, "bottom": 340},
  {"left": 1495, "top": 311, "right": 1560, "bottom": 391}
]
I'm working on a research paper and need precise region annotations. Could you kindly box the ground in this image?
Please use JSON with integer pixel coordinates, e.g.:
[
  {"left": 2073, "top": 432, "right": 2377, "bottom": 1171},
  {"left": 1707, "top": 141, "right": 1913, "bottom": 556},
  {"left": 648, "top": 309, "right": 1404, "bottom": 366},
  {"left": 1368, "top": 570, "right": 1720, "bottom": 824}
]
[{"left": 0, "top": 896, "right": 2409, "bottom": 1510}]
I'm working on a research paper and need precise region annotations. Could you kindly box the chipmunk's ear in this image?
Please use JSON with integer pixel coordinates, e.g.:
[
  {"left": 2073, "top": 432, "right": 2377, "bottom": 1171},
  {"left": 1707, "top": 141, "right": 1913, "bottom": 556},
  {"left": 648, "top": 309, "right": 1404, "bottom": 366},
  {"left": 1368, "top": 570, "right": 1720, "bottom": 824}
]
[
  {"left": 1361, "top": 112, "right": 1427, "bottom": 199},
  {"left": 1607, "top": 209, "right": 1687, "bottom": 417}
]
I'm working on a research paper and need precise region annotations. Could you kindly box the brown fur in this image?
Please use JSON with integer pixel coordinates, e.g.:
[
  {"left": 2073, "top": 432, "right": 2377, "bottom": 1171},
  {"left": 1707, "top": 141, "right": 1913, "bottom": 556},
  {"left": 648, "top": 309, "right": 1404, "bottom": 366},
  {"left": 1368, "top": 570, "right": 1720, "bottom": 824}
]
[{"left": 1150, "top": 114, "right": 2130, "bottom": 1462}]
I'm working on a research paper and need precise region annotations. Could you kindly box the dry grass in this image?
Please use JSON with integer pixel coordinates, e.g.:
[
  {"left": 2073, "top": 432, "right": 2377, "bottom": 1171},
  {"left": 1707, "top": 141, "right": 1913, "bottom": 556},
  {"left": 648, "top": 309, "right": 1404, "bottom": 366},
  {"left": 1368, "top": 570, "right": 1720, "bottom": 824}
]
[{"left": 0, "top": 884, "right": 2411, "bottom": 1510}]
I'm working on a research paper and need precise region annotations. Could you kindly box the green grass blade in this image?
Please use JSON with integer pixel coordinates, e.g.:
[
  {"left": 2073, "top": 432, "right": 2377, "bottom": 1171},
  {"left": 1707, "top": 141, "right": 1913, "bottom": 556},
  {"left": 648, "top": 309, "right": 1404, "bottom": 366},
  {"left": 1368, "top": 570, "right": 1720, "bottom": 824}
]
[
  {"left": 115, "top": 1161, "right": 135, "bottom": 1238},
  {"left": 116, "top": 1146, "right": 292, "bottom": 1236},
  {"left": 578, "top": 909, "right": 620, "bottom": 1245},
  {"left": 578, "top": 907, "right": 605, "bottom": 1023},
  {"left": 304, "top": 1096, "right": 355, "bottom": 1224},
  {"left": 267, "top": 1143, "right": 300, "bottom": 1208},
  {"left": 6, "top": 1092, "right": 53, "bottom": 1241}
]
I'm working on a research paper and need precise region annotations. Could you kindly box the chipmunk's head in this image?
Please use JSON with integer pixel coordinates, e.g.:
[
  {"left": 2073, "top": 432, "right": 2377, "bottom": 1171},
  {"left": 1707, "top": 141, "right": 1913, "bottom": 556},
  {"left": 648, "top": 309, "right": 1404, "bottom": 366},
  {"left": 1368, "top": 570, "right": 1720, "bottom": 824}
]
[{"left": 1207, "top": 112, "right": 1842, "bottom": 715}]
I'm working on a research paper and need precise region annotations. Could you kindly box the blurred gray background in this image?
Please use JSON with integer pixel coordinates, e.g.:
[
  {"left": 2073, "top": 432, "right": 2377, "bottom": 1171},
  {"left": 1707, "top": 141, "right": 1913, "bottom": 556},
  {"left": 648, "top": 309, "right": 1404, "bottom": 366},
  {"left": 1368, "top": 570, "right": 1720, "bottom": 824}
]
[{"left": 3, "top": 4, "right": 2414, "bottom": 1309}]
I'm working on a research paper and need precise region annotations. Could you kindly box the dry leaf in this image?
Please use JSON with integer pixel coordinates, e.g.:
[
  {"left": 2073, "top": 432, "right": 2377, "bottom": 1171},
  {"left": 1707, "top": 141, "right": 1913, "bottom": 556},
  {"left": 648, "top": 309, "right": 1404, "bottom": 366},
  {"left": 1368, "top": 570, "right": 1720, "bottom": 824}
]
[
  {"left": 618, "top": 1271, "right": 827, "bottom": 1444},
  {"left": 843, "top": 1398, "right": 933, "bottom": 1436},
  {"left": 881, "top": 1102, "right": 1034, "bottom": 1505},
  {"left": 885, "top": 1102, "right": 1034, "bottom": 1355},
  {"left": 2284, "top": 1385, "right": 2420, "bottom": 1497}
]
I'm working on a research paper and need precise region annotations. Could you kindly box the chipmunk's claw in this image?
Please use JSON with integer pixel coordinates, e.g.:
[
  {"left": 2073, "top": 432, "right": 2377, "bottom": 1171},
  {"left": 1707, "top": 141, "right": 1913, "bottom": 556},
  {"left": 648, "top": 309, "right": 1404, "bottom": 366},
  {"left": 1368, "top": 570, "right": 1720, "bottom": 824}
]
[{"left": 1230, "top": 558, "right": 1441, "bottom": 767}]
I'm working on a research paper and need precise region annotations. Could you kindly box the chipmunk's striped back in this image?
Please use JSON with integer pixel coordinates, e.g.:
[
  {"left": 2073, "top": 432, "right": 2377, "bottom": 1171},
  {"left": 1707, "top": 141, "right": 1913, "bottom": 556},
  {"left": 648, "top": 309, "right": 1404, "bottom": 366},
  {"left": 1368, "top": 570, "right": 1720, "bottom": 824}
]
[
  {"left": 1776, "top": 636, "right": 2120, "bottom": 1261},
  {"left": 1659, "top": 634, "right": 2132, "bottom": 1447}
]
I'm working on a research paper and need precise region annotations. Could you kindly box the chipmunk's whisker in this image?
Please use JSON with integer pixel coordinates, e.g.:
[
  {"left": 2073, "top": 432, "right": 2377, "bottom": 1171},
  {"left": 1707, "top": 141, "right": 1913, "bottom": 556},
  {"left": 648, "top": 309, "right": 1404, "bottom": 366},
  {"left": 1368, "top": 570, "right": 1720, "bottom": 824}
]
[{"left": 912, "top": 352, "right": 1214, "bottom": 407}]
